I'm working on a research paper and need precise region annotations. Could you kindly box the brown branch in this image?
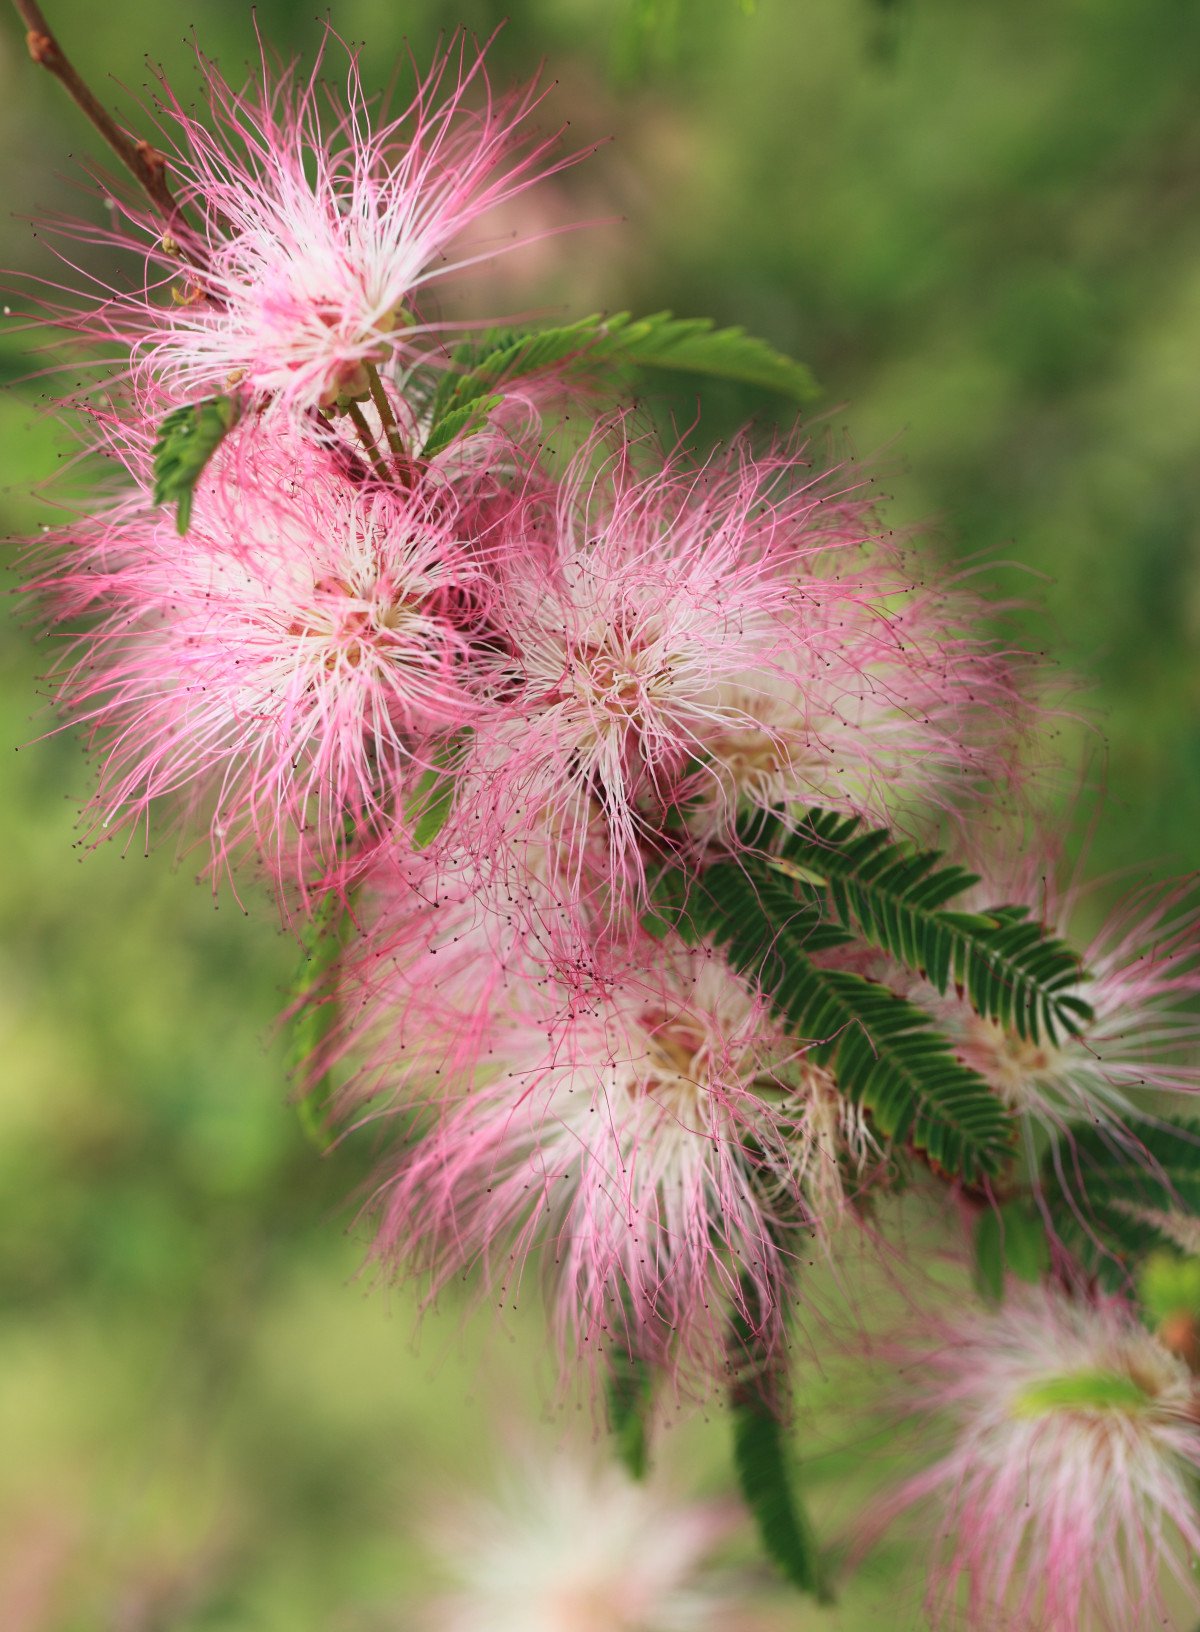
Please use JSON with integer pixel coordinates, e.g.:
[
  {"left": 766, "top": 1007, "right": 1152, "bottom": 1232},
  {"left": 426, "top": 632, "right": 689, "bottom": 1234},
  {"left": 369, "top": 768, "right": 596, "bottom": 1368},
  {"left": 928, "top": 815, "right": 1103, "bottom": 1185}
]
[{"left": 11, "top": 0, "right": 183, "bottom": 226}]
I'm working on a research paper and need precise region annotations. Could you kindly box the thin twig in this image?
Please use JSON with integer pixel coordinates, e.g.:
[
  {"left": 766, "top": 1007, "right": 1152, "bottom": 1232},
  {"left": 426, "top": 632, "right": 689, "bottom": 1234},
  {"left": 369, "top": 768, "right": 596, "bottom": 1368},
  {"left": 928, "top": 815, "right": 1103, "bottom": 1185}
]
[
  {"left": 344, "top": 400, "right": 391, "bottom": 483},
  {"left": 364, "top": 361, "right": 417, "bottom": 488},
  {"left": 10, "top": 0, "right": 183, "bottom": 227}
]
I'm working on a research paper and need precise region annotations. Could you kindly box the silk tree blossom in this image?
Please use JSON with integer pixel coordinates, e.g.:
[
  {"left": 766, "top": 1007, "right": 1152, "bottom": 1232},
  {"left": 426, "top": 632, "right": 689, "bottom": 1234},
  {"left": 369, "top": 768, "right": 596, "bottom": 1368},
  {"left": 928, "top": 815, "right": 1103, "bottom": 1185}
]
[
  {"left": 356, "top": 928, "right": 876, "bottom": 1386},
  {"left": 34, "top": 425, "right": 486, "bottom": 883},
  {"left": 47, "top": 27, "right": 591, "bottom": 413},
  {"left": 420, "top": 1445, "right": 742, "bottom": 1632},
  {"left": 335, "top": 822, "right": 617, "bottom": 1044},
  {"left": 318, "top": 851, "right": 564, "bottom": 1115},
  {"left": 866, "top": 1282, "right": 1200, "bottom": 1632},
  {"left": 682, "top": 581, "right": 1016, "bottom": 846},
  {"left": 471, "top": 434, "right": 1027, "bottom": 917}
]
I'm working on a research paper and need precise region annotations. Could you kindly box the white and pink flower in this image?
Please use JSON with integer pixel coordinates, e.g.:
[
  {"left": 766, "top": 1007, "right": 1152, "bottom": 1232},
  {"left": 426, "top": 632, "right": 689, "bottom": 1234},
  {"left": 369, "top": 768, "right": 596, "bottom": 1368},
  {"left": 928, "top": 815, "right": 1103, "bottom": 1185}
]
[
  {"left": 470, "top": 432, "right": 1028, "bottom": 919},
  {"left": 41, "top": 26, "right": 591, "bottom": 414},
  {"left": 420, "top": 1444, "right": 741, "bottom": 1632},
  {"left": 345, "top": 918, "right": 875, "bottom": 1389},
  {"left": 34, "top": 423, "right": 486, "bottom": 884}
]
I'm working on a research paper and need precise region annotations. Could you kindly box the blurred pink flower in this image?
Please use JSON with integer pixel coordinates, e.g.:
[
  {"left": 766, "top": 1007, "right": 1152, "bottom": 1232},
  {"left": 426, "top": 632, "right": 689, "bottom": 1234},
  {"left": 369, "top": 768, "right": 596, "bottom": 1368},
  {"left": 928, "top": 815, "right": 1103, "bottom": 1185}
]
[
  {"left": 419, "top": 1442, "right": 743, "bottom": 1632},
  {"left": 867, "top": 1281, "right": 1200, "bottom": 1632}
]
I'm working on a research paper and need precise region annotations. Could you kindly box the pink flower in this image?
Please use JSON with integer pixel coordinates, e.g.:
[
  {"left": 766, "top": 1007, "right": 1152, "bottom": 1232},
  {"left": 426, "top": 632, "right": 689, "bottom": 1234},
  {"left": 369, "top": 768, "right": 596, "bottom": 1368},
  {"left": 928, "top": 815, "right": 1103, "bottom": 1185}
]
[
  {"left": 34, "top": 420, "right": 484, "bottom": 886},
  {"left": 419, "top": 1441, "right": 742, "bottom": 1632},
  {"left": 866, "top": 1282, "right": 1200, "bottom": 1632},
  {"left": 350, "top": 921, "right": 874, "bottom": 1388},
  {"left": 47, "top": 27, "right": 590, "bottom": 413},
  {"left": 470, "top": 431, "right": 1027, "bottom": 918}
]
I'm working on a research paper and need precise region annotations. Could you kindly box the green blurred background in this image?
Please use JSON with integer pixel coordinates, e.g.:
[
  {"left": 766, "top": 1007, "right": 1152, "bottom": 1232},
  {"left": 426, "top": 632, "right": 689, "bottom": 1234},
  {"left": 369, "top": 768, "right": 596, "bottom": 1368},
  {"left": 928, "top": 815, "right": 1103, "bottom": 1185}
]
[{"left": 3, "top": 0, "right": 1200, "bottom": 1625}]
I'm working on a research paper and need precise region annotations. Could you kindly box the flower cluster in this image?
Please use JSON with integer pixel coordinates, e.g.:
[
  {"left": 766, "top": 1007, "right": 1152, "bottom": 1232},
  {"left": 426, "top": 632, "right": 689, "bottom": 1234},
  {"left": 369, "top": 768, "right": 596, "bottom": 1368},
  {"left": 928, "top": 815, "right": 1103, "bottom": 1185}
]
[{"left": 20, "top": 21, "right": 1200, "bottom": 1632}]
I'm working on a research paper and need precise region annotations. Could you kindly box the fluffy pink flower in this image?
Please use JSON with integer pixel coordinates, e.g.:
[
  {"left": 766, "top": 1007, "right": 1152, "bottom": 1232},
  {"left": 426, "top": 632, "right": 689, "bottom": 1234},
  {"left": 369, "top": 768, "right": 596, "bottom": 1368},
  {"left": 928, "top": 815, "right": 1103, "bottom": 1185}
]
[
  {"left": 470, "top": 432, "right": 1027, "bottom": 916},
  {"left": 46, "top": 27, "right": 589, "bottom": 413},
  {"left": 34, "top": 421, "right": 484, "bottom": 884},
  {"left": 866, "top": 1282, "right": 1200, "bottom": 1632},
  {"left": 349, "top": 920, "right": 875, "bottom": 1386},
  {"left": 419, "top": 1442, "right": 742, "bottom": 1632}
]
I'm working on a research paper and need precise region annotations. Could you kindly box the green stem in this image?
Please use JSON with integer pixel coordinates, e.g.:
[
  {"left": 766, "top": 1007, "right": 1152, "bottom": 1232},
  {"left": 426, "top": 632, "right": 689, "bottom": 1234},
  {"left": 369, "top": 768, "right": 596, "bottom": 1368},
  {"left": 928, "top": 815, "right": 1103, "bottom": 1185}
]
[
  {"left": 364, "top": 361, "right": 416, "bottom": 486},
  {"left": 344, "top": 400, "right": 390, "bottom": 483}
]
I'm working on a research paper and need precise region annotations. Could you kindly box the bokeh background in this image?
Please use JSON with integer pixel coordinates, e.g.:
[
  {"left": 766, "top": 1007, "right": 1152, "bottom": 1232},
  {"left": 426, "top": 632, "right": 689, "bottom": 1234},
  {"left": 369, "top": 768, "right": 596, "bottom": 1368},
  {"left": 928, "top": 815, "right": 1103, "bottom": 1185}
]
[{"left": 3, "top": 0, "right": 1200, "bottom": 1625}]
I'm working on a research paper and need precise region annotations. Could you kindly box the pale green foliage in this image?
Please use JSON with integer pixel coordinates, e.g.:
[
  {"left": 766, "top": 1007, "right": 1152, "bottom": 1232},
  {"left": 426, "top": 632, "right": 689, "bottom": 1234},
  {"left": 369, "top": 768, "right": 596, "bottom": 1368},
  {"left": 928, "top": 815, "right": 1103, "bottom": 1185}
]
[{"left": 151, "top": 395, "right": 239, "bottom": 533}]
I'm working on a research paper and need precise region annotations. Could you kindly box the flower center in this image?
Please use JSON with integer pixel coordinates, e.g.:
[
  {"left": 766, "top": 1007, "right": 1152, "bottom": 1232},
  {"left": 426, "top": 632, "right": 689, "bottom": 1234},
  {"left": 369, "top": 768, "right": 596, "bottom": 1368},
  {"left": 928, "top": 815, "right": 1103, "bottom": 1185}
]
[
  {"left": 285, "top": 573, "right": 422, "bottom": 669},
  {"left": 960, "top": 1015, "right": 1062, "bottom": 1109},
  {"left": 574, "top": 642, "right": 657, "bottom": 723},
  {"left": 631, "top": 1006, "right": 711, "bottom": 1117}
]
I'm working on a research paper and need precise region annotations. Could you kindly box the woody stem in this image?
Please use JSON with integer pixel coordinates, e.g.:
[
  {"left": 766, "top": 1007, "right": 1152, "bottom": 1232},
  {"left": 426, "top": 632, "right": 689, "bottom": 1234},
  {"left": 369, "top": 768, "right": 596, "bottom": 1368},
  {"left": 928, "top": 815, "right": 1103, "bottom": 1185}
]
[{"left": 9, "top": 0, "right": 185, "bottom": 228}]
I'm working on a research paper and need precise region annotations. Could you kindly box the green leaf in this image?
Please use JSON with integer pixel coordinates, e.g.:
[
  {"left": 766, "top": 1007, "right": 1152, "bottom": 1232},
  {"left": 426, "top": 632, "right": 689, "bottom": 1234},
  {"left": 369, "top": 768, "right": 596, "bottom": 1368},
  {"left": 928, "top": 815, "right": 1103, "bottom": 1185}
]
[
  {"left": 640, "top": 863, "right": 697, "bottom": 944},
  {"left": 403, "top": 732, "right": 472, "bottom": 850},
  {"left": 151, "top": 396, "right": 239, "bottom": 534},
  {"left": 732, "top": 1399, "right": 827, "bottom": 1598},
  {"left": 597, "top": 310, "right": 818, "bottom": 401},
  {"left": 607, "top": 1352, "right": 654, "bottom": 1480},
  {"left": 685, "top": 858, "right": 1013, "bottom": 1182},
  {"left": 1040, "top": 1117, "right": 1200, "bottom": 1288},
  {"left": 432, "top": 318, "right": 602, "bottom": 408},
  {"left": 422, "top": 310, "right": 818, "bottom": 457},
  {"left": 423, "top": 318, "right": 608, "bottom": 453},
  {"left": 288, "top": 891, "right": 354, "bottom": 1152},
  {"left": 421, "top": 394, "right": 503, "bottom": 460},
  {"left": 729, "top": 1291, "right": 828, "bottom": 1603},
  {"left": 748, "top": 808, "right": 1092, "bottom": 1045},
  {"left": 639, "top": 907, "right": 677, "bottom": 942},
  {"left": 972, "top": 1200, "right": 1050, "bottom": 1303}
]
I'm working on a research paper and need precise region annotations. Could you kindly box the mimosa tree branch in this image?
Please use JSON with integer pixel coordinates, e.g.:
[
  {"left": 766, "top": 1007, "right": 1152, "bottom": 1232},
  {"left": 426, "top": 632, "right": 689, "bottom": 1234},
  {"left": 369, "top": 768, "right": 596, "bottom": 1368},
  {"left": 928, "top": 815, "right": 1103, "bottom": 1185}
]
[{"left": 10, "top": 0, "right": 184, "bottom": 227}]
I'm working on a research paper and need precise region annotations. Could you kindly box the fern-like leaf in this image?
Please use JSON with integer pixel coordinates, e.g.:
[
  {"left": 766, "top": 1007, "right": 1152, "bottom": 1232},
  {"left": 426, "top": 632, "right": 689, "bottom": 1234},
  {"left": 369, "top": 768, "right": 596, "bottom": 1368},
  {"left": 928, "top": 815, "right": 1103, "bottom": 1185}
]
[
  {"left": 594, "top": 310, "right": 818, "bottom": 400},
  {"left": 606, "top": 1352, "right": 654, "bottom": 1481},
  {"left": 420, "top": 394, "right": 503, "bottom": 459},
  {"left": 732, "top": 1397, "right": 826, "bottom": 1598},
  {"left": 728, "top": 1296, "right": 828, "bottom": 1601},
  {"left": 689, "top": 860, "right": 1013, "bottom": 1181},
  {"left": 747, "top": 808, "right": 1092, "bottom": 1044},
  {"left": 288, "top": 891, "right": 354, "bottom": 1152},
  {"left": 1040, "top": 1117, "right": 1200, "bottom": 1288}
]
